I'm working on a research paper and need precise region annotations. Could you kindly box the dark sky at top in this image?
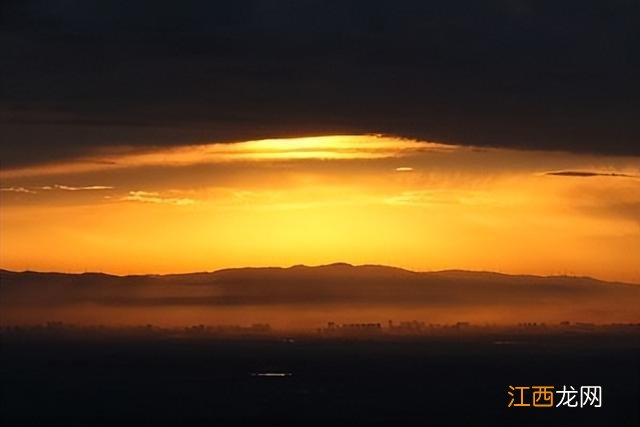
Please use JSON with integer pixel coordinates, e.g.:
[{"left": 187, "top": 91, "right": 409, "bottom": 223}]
[{"left": 1, "top": 0, "right": 639, "bottom": 167}]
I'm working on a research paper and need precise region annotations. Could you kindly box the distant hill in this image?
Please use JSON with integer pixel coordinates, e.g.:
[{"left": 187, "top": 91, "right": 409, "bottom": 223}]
[{"left": 1, "top": 263, "right": 638, "bottom": 312}]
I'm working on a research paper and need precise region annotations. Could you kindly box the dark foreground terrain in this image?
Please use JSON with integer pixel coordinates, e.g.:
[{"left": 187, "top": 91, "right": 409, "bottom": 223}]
[{"left": 1, "top": 332, "right": 638, "bottom": 426}]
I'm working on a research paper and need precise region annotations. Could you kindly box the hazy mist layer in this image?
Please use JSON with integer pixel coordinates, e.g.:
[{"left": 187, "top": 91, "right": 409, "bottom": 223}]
[{"left": 2, "top": 264, "right": 638, "bottom": 328}]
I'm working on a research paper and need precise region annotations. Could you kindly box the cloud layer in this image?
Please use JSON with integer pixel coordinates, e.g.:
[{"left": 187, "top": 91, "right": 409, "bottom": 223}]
[
  {"left": 545, "top": 171, "right": 638, "bottom": 178},
  {"left": 2, "top": 0, "right": 640, "bottom": 168}
]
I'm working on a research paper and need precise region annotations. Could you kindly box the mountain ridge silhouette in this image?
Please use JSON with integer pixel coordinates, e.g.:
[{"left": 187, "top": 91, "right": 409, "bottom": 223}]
[
  {"left": 1, "top": 263, "right": 634, "bottom": 285},
  {"left": 1, "top": 263, "right": 639, "bottom": 311}
]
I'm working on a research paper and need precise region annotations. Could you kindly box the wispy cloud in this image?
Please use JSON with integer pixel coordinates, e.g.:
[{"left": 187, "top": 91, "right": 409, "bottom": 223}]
[
  {"left": 384, "top": 190, "right": 457, "bottom": 207},
  {"left": 0, "top": 186, "right": 37, "bottom": 194},
  {"left": 0, "top": 135, "right": 453, "bottom": 179},
  {"left": 41, "top": 184, "right": 114, "bottom": 191},
  {"left": 2, "top": 184, "right": 113, "bottom": 194},
  {"left": 122, "top": 191, "right": 196, "bottom": 206},
  {"left": 545, "top": 170, "right": 638, "bottom": 178},
  {"left": 395, "top": 167, "right": 414, "bottom": 172}
]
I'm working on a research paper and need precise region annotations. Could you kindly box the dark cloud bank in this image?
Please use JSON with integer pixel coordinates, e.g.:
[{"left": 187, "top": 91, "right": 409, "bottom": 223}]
[
  {"left": 2, "top": 0, "right": 640, "bottom": 168},
  {"left": 545, "top": 170, "right": 638, "bottom": 178}
]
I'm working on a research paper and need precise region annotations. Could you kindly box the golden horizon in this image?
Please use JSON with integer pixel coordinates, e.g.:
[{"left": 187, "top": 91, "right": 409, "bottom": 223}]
[{"left": 2, "top": 134, "right": 639, "bottom": 283}]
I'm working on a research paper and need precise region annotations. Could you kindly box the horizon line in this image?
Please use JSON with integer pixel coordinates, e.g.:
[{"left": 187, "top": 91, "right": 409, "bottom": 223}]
[{"left": 1, "top": 262, "right": 637, "bottom": 286}]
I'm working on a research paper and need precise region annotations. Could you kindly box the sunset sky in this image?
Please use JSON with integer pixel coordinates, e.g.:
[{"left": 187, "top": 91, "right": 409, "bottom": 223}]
[
  {"left": 2, "top": 2, "right": 640, "bottom": 284},
  {"left": 2, "top": 134, "right": 638, "bottom": 282},
  {"left": 3, "top": 6, "right": 640, "bottom": 427}
]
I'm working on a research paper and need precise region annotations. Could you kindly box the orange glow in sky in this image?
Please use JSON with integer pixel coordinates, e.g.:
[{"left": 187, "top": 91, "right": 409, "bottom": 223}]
[{"left": 1, "top": 135, "right": 639, "bottom": 282}]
